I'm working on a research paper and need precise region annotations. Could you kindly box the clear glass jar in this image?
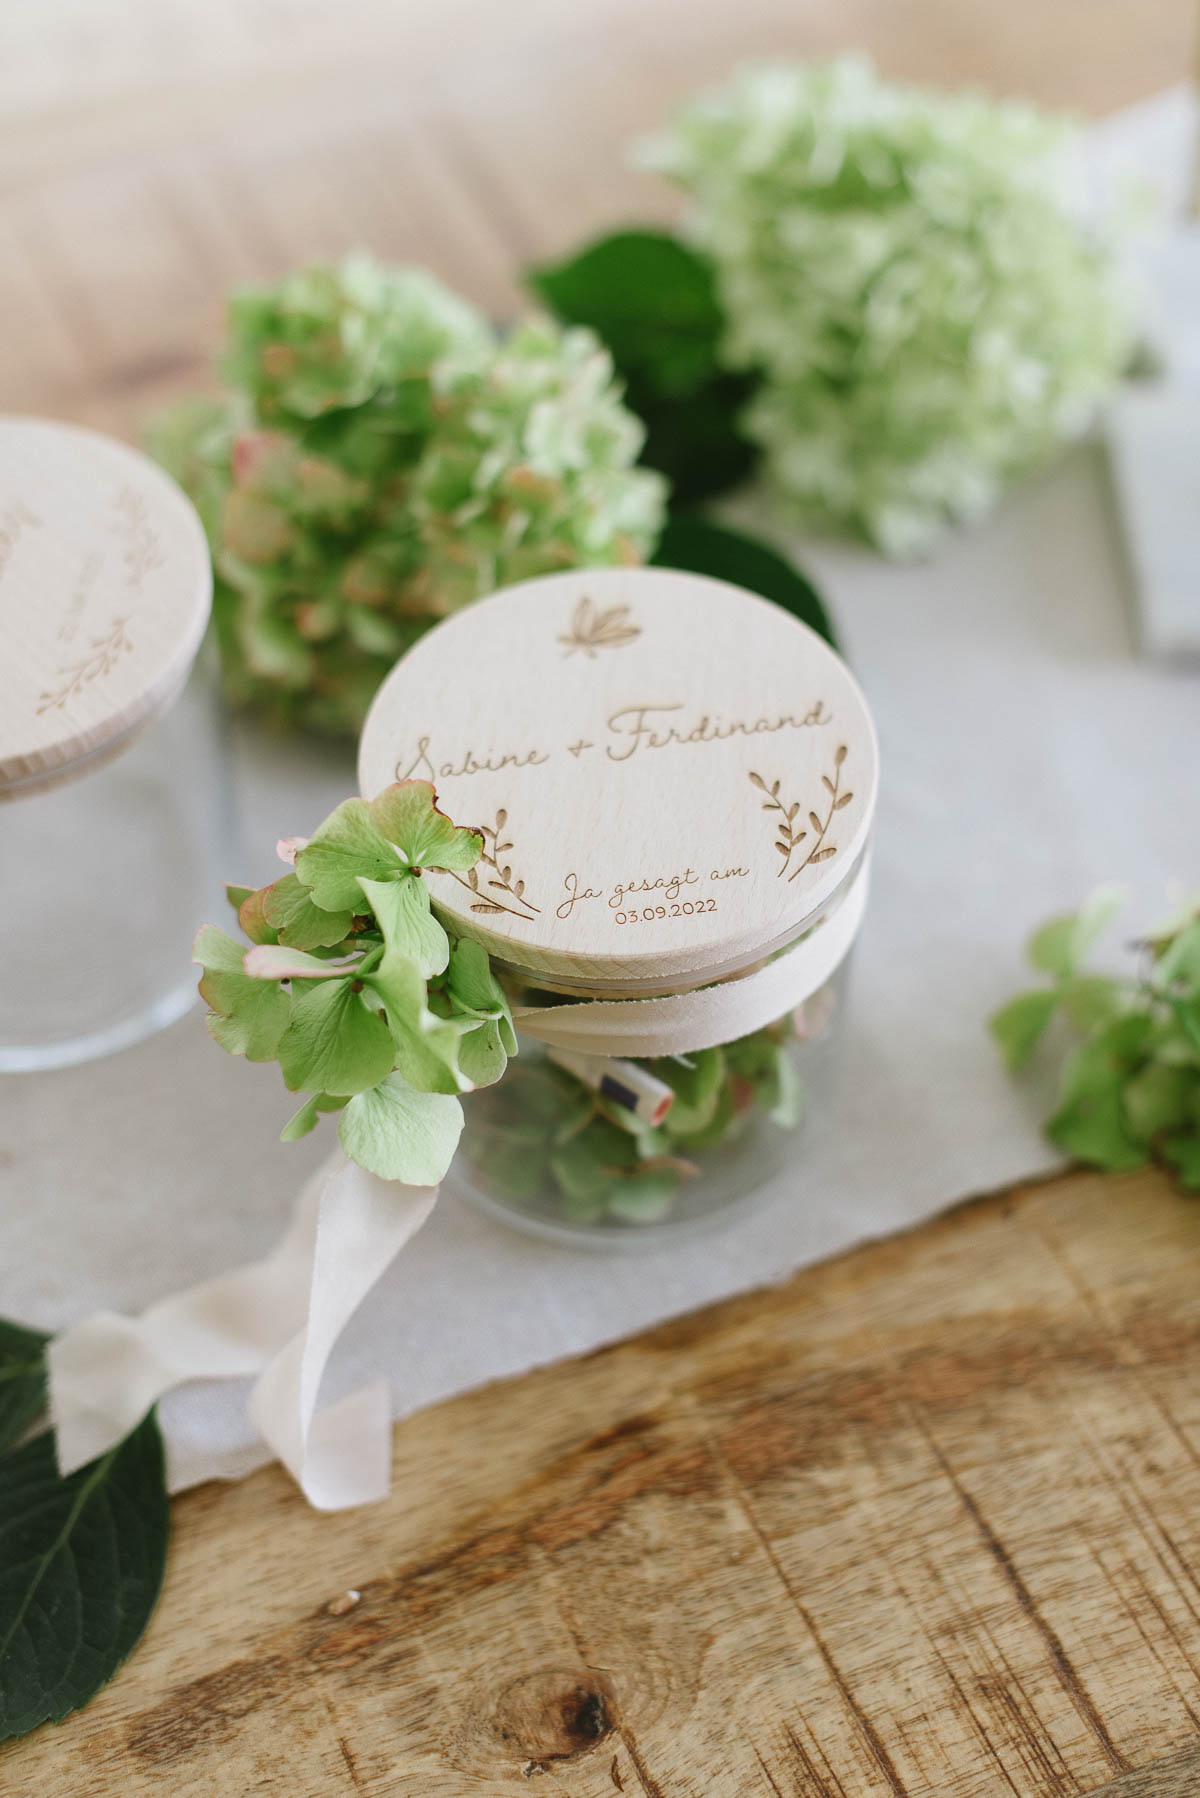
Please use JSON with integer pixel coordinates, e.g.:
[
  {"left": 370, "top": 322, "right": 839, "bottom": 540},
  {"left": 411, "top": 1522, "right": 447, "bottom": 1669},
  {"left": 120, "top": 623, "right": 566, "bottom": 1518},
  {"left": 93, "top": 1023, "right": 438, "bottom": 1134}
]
[
  {"left": 446, "top": 964, "right": 848, "bottom": 1249},
  {"left": 1, "top": 415, "right": 224, "bottom": 1071},
  {"left": 0, "top": 647, "right": 232, "bottom": 1072}
]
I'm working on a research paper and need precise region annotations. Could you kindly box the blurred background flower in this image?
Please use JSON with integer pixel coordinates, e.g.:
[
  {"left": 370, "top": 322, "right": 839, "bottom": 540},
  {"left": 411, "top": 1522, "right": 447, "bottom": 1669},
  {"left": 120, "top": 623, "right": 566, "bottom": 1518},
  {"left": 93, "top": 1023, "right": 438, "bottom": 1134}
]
[
  {"left": 647, "top": 57, "right": 1137, "bottom": 556},
  {"left": 153, "top": 256, "right": 666, "bottom": 733}
]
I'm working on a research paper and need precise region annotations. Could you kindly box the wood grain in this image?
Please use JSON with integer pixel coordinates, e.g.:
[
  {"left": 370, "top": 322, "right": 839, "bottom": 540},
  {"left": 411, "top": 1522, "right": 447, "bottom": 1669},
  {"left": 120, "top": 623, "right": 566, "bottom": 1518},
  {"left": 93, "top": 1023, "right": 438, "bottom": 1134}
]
[
  {"left": 4, "top": 1164, "right": 1200, "bottom": 1796},
  {"left": 357, "top": 567, "right": 877, "bottom": 990},
  {"left": 0, "top": 0, "right": 1194, "bottom": 445},
  {"left": 2, "top": 4, "right": 1198, "bottom": 1791}
]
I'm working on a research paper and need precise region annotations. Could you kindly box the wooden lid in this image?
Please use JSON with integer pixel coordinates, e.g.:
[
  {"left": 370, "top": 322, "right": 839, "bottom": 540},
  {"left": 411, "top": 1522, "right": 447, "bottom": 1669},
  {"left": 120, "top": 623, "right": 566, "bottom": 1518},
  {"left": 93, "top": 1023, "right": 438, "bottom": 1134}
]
[
  {"left": 358, "top": 566, "right": 879, "bottom": 992},
  {"left": 0, "top": 417, "right": 212, "bottom": 798}
]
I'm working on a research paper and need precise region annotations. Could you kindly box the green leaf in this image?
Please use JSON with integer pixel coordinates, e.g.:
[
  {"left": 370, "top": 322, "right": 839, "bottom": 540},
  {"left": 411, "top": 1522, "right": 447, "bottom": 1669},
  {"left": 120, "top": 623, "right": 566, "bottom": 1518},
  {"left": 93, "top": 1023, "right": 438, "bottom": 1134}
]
[
  {"left": 766, "top": 1044, "right": 805, "bottom": 1128},
  {"left": 454, "top": 1018, "right": 511, "bottom": 1090},
  {"left": 0, "top": 1321, "right": 50, "bottom": 1456},
  {"left": 281, "top": 1094, "right": 322, "bottom": 1141},
  {"left": 606, "top": 1169, "right": 680, "bottom": 1223},
  {"left": 1171, "top": 997, "right": 1200, "bottom": 1057},
  {"left": 990, "top": 988, "right": 1060, "bottom": 1071},
  {"left": 194, "top": 925, "right": 291, "bottom": 1062},
  {"left": 1155, "top": 918, "right": 1200, "bottom": 990},
  {"left": 551, "top": 1118, "right": 637, "bottom": 1204},
  {"left": 294, "top": 798, "right": 403, "bottom": 910},
  {"left": 445, "top": 936, "right": 507, "bottom": 1019},
  {"left": 1123, "top": 1061, "right": 1197, "bottom": 1145},
  {"left": 235, "top": 886, "right": 279, "bottom": 946},
  {"left": 444, "top": 937, "right": 516, "bottom": 1073},
  {"left": 338, "top": 1077, "right": 463, "bottom": 1184},
  {"left": 0, "top": 1414, "right": 168, "bottom": 1742},
  {"left": 1029, "top": 887, "right": 1123, "bottom": 980},
  {"left": 368, "top": 782, "right": 482, "bottom": 873},
  {"left": 1048, "top": 1080, "right": 1149, "bottom": 1173},
  {"left": 367, "top": 953, "right": 465, "bottom": 1095},
  {"left": 1060, "top": 974, "right": 1126, "bottom": 1034},
  {"left": 646, "top": 1046, "right": 724, "bottom": 1111},
  {"left": 652, "top": 516, "right": 835, "bottom": 648},
  {"left": 529, "top": 229, "right": 759, "bottom": 504},
  {"left": 277, "top": 979, "right": 396, "bottom": 1095},
  {"left": 1163, "top": 1132, "right": 1200, "bottom": 1188},
  {"left": 358, "top": 875, "right": 449, "bottom": 980},
  {"left": 262, "top": 874, "right": 355, "bottom": 950},
  {"left": 530, "top": 230, "right": 726, "bottom": 395}
]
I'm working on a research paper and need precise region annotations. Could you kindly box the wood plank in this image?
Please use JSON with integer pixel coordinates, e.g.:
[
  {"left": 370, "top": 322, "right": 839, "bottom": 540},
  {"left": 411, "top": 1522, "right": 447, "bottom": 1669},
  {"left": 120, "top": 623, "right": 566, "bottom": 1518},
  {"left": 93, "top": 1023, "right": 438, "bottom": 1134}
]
[
  {"left": 0, "top": 0, "right": 1194, "bottom": 442},
  {"left": 3, "top": 1165, "right": 1199, "bottom": 1795},
  {"left": 1085, "top": 1740, "right": 1200, "bottom": 1796}
]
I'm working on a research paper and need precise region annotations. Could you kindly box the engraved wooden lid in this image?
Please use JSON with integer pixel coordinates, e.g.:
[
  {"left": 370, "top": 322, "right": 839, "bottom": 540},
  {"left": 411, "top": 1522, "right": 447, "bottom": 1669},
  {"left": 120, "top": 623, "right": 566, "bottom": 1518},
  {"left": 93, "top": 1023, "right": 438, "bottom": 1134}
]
[
  {"left": 0, "top": 417, "right": 212, "bottom": 799},
  {"left": 358, "top": 566, "right": 879, "bottom": 993}
]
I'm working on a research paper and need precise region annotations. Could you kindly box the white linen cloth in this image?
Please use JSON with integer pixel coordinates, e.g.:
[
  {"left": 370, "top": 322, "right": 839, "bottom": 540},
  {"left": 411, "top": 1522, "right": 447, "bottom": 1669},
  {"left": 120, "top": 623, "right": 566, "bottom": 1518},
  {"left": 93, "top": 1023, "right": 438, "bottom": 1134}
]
[{"left": 3, "top": 87, "right": 1198, "bottom": 1495}]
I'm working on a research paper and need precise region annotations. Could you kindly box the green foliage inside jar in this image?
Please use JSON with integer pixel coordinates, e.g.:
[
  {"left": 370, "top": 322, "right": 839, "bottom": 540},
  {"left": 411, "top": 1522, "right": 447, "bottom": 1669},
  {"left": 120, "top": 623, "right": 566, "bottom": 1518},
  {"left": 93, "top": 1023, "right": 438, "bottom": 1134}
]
[{"left": 458, "top": 1010, "right": 810, "bottom": 1226}]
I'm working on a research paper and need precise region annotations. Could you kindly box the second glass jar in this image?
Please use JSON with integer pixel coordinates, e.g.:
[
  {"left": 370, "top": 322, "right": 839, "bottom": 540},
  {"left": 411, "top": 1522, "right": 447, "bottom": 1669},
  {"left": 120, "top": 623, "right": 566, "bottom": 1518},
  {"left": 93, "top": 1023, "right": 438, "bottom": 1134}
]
[{"left": 446, "top": 967, "right": 847, "bottom": 1249}]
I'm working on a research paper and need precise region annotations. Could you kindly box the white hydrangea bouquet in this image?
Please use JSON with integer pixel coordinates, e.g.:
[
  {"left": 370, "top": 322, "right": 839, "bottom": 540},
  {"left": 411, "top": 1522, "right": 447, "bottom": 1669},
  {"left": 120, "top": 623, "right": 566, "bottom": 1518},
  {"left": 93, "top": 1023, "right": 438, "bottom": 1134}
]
[{"left": 535, "top": 56, "right": 1136, "bottom": 557}]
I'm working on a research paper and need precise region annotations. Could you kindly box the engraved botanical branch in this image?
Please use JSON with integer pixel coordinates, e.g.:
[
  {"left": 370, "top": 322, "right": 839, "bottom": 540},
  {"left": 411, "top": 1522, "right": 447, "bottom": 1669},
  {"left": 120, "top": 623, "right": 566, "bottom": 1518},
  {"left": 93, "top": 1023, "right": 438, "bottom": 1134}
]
[
  {"left": 37, "top": 615, "right": 134, "bottom": 714},
  {"left": 750, "top": 744, "right": 852, "bottom": 881},
  {"left": 114, "top": 486, "right": 165, "bottom": 590},
  {"left": 447, "top": 809, "right": 541, "bottom": 920},
  {"left": 558, "top": 595, "right": 640, "bottom": 658}
]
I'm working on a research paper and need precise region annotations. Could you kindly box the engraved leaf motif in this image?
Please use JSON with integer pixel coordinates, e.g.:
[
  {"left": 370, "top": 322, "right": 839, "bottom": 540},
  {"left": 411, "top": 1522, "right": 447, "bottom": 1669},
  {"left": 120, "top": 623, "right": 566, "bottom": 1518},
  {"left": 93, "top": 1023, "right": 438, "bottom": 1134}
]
[
  {"left": 558, "top": 595, "right": 641, "bottom": 658},
  {"left": 750, "top": 744, "right": 850, "bottom": 882}
]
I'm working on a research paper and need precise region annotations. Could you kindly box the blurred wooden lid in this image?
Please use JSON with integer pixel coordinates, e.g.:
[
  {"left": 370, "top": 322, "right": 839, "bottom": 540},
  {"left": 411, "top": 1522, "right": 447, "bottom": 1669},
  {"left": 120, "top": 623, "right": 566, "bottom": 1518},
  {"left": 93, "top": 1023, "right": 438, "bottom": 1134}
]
[
  {"left": 0, "top": 416, "right": 212, "bottom": 799},
  {"left": 358, "top": 565, "right": 878, "bottom": 994}
]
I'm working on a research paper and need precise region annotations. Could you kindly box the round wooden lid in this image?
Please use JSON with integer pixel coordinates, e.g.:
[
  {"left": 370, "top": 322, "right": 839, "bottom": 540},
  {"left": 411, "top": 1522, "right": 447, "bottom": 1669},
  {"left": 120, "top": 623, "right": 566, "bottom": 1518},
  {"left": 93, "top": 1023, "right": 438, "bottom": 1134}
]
[
  {"left": 0, "top": 416, "right": 212, "bottom": 798},
  {"left": 358, "top": 566, "right": 879, "bottom": 992}
]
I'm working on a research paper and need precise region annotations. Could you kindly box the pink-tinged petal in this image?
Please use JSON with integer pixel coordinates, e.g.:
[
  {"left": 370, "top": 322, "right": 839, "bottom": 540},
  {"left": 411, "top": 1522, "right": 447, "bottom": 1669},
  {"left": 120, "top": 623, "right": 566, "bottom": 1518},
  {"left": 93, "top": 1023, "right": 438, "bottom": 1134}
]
[
  {"left": 276, "top": 835, "right": 308, "bottom": 866},
  {"left": 243, "top": 944, "right": 354, "bottom": 980},
  {"left": 232, "top": 430, "right": 289, "bottom": 488}
]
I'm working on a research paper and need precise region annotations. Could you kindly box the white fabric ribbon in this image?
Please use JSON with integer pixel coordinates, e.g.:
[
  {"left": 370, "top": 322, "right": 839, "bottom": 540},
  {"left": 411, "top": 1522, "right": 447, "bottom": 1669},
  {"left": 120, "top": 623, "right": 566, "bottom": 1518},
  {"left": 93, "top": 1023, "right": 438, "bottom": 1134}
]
[
  {"left": 49, "top": 1156, "right": 435, "bottom": 1509},
  {"left": 513, "top": 859, "right": 869, "bottom": 1058},
  {"left": 48, "top": 861, "right": 868, "bottom": 1510}
]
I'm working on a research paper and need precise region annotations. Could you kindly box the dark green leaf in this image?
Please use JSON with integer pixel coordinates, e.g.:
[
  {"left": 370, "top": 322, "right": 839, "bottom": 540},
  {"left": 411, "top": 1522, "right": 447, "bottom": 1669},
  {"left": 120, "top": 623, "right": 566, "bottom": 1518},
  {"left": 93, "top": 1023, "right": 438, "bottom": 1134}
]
[
  {"left": 652, "top": 516, "right": 836, "bottom": 648},
  {"left": 0, "top": 1414, "right": 169, "bottom": 1742},
  {"left": 1164, "top": 1132, "right": 1200, "bottom": 1188},
  {"left": 634, "top": 371, "right": 760, "bottom": 505},
  {"left": 529, "top": 228, "right": 760, "bottom": 504},
  {"left": 0, "top": 1321, "right": 50, "bottom": 1456},
  {"left": 529, "top": 229, "right": 726, "bottom": 396}
]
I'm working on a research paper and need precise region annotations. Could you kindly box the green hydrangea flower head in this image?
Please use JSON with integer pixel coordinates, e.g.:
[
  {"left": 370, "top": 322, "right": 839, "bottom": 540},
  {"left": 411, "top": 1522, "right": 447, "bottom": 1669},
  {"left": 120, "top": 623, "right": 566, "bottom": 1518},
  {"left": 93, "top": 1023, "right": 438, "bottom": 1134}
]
[
  {"left": 646, "top": 57, "right": 1134, "bottom": 557},
  {"left": 151, "top": 256, "right": 666, "bottom": 733}
]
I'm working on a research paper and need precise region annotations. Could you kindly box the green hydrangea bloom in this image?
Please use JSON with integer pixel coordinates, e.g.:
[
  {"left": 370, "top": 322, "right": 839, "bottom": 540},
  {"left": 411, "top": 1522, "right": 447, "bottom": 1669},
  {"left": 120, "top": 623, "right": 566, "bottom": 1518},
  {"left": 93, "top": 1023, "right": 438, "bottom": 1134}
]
[
  {"left": 151, "top": 257, "right": 666, "bottom": 733},
  {"left": 646, "top": 58, "right": 1134, "bottom": 557}
]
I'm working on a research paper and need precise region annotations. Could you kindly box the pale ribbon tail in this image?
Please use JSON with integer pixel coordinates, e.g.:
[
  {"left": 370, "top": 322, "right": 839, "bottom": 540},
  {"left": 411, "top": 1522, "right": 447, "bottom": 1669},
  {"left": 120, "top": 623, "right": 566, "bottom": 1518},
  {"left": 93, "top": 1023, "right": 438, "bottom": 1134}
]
[{"left": 47, "top": 1152, "right": 437, "bottom": 1511}]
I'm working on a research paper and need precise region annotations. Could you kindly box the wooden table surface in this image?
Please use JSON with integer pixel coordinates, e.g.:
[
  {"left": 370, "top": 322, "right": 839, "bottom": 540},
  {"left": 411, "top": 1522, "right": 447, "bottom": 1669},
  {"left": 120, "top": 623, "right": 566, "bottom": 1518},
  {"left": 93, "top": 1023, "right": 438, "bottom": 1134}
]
[{"left": 3, "top": 3, "right": 1199, "bottom": 1792}]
